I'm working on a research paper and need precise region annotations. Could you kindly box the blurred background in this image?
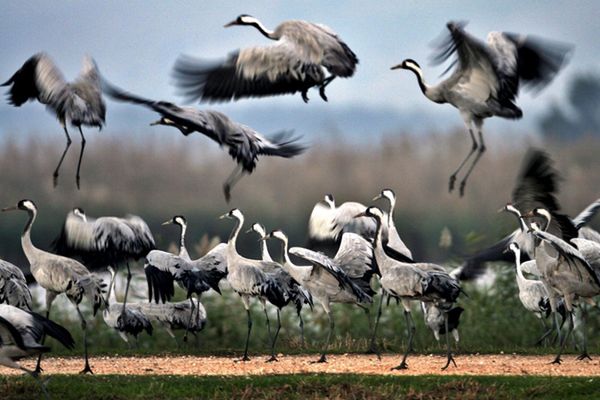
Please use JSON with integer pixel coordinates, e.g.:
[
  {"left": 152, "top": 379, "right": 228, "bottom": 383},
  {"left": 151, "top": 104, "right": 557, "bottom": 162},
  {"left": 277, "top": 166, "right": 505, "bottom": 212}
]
[{"left": 1, "top": 1, "right": 599, "bottom": 355}]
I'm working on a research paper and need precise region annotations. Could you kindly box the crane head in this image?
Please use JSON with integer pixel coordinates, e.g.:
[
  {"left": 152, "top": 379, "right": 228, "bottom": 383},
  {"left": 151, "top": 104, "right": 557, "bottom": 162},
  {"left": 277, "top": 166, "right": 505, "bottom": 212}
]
[
  {"left": 267, "top": 229, "right": 287, "bottom": 243},
  {"left": 391, "top": 59, "right": 421, "bottom": 72},
  {"left": 2, "top": 199, "right": 37, "bottom": 213},
  {"left": 354, "top": 206, "right": 383, "bottom": 220},
  {"left": 163, "top": 215, "right": 187, "bottom": 227},
  {"left": 506, "top": 242, "right": 520, "bottom": 254},
  {"left": 247, "top": 222, "right": 266, "bottom": 237},
  {"left": 224, "top": 14, "right": 257, "bottom": 28},
  {"left": 323, "top": 193, "right": 335, "bottom": 208},
  {"left": 373, "top": 188, "right": 395, "bottom": 203},
  {"left": 219, "top": 208, "right": 243, "bottom": 221}
]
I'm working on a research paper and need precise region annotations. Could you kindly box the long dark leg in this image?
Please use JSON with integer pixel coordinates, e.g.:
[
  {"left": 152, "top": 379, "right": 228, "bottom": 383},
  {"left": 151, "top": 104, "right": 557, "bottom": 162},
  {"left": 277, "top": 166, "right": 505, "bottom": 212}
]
[
  {"left": 75, "top": 304, "right": 93, "bottom": 374},
  {"left": 121, "top": 263, "right": 132, "bottom": 310},
  {"left": 535, "top": 318, "right": 554, "bottom": 346},
  {"left": 553, "top": 311, "right": 563, "bottom": 347},
  {"left": 392, "top": 311, "right": 415, "bottom": 370},
  {"left": 552, "top": 311, "right": 574, "bottom": 365},
  {"left": 576, "top": 307, "right": 591, "bottom": 361},
  {"left": 53, "top": 126, "right": 73, "bottom": 187},
  {"left": 241, "top": 308, "right": 252, "bottom": 362},
  {"left": 318, "top": 311, "right": 334, "bottom": 363},
  {"left": 34, "top": 295, "right": 55, "bottom": 374},
  {"left": 266, "top": 310, "right": 281, "bottom": 362},
  {"left": 368, "top": 291, "right": 385, "bottom": 358},
  {"left": 75, "top": 127, "right": 86, "bottom": 190},
  {"left": 458, "top": 126, "right": 486, "bottom": 197},
  {"left": 298, "top": 311, "right": 306, "bottom": 348},
  {"left": 449, "top": 123, "right": 477, "bottom": 193},
  {"left": 263, "top": 304, "right": 272, "bottom": 345},
  {"left": 223, "top": 164, "right": 245, "bottom": 203},
  {"left": 441, "top": 312, "right": 457, "bottom": 370},
  {"left": 319, "top": 76, "right": 336, "bottom": 101},
  {"left": 183, "top": 296, "right": 195, "bottom": 343}
]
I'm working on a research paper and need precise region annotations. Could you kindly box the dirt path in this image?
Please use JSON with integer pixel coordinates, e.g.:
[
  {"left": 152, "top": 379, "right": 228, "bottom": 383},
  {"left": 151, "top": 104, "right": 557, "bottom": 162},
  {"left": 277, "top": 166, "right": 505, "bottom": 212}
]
[{"left": 2, "top": 354, "right": 599, "bottom": 377}]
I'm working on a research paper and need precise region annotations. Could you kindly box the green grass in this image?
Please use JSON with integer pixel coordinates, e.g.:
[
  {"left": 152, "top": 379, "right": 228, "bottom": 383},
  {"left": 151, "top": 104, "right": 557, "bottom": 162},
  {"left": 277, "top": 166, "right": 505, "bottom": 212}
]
[{"left": 1, "top": 374, "right": 598, "bottom": 400}]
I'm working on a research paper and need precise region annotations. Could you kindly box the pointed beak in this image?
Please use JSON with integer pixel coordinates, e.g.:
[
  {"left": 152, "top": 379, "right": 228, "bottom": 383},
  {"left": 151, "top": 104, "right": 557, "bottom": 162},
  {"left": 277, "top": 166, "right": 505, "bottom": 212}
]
[
  {"left": 354, "top": 212, "right": 366, "bottom": 218},
  {"left": 373, "top": 194, "right": 383, "bottom": 201},
  {"left": 224, "top": 20, "right": 237, "bottom": 28},
  {"left": 390, "top": 64, "right": 402, "bottom": 70},
  {"left": 150, "top": 120, "right": 161, "bottom": 126},
  {"left": 1, "top": 206, "right": 17, "bottom": 212},
  {"left": 161, "top": 220, "right": 172, "bottom": 226},
  {"left": 218, "top": 213, "right": 228, "bottom": 220},
  {"left": 502, "top": 247, "right": 510, "bottom": 254},
  {"left": 244, "top": 228, "right": 253, "bottom": 234},
  {"left": 497, "top": 207, "right": 506, "bottom": 213}
]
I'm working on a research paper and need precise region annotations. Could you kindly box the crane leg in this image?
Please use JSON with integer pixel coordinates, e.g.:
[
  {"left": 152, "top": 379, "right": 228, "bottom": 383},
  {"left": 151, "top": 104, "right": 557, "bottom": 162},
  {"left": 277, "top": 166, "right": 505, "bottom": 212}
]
[
  {"left": 441, "top": 312, "right": 457, "bottom": 370},
  {"left": 392, "top": 311, "right": 415, "bottom": 370},
  {"left": 263, "top": 302, "right": 273, "bottom": 345},
  {"left": 551, "top": 311, "right": 574, "bottom": 365},
  {"left": 75, "top": 304, "right": 94, "bottom": 374},
  {"left": 535, "top": 318, "right": 553, "bottom": 346},
  {"left": 298, "top": 311, "right": 306, "bottom": 348},
  {"left": 53, "top": 126, "right": 73, "bottom": 188},
  {"left": 576, "top": 306, "right": 591, "bottom": 361},
  {"left": 312, "top": 310, "right": 334, "bottom": 363},
  {"left": 75, "top": 127, "right": 86, "bottom": 190},
  {"left": 34, "top": 293, "right": 56, "bottom": 375},
  {"left": 301, "top": 88, "right": 310, "bottom": 103},
  {"left": 448, "top": 122, "right": 477, "bottom": 193},
  {"left": 240, "top": 308, "right": 253, "bottom": 362},
  {"left": 319, "top": 76, "right": 336, "bottom": 102},
  {"left": 458, "top": 126, "right": 486, "bottom": 197},
  {"left": 183, "top": 296, "right": 196, "bottom": 343},
  {"left": 121, "top": 263, "right": 132, "bottom": 311},
  {"left": 553, "top": 311, "right": 563, "bottom": 348},
  {"left": 368, "top": 290, "right": 386, "bottom": 358},
  {"left": 266, "top": 309, "right": 281, "bottom": 362},
  {"left": 223, "top": 164, "right": 245, "bottom": 203}
]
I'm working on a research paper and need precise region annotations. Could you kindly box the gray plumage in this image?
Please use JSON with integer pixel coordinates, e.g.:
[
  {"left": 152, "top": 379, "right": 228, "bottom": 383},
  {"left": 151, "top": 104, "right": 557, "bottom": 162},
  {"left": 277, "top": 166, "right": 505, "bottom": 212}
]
[
  {"left": 2, "top": 53, "right": 106, "bottom": 188},
  {"left": 509, "top": 243, "right": 552, "bottom": 318},
  {"left": 392, "top": 22, "right": 572, "bottom": 196},
  {"left": 308, "top": 192, "right": 413, "bottom": 263},
  {"left": 267, "top": 229, "right": 372, "bottom": 363},
  {"left": 103, "top": 267, "right": 153, "bottom": 343},
  {"left": 0, "top": 259, "right": 32, "bottom": 310},
  {"left": 103, "top": 82, "right": 306, "bottom": 202},
  {"left": 173, "top": 15, "right": 358, "bottom": 103},
  {"left": 421, "top": 303, "right": 463, "bottom": 343},
  {"left": 129, "top": 299, "right": 206, "bottom": 340},
  {"left": 357, "top": 206, "right": 461, "bottom": 370},
  {"left": 2, "top": 199, "right": 106, "bottom": 374},
  {"left": 220, "top": 209, "right": 287, "bottom": 361},
  {"left": 0, "top": 304, "right": 74, "bottom": 373}
]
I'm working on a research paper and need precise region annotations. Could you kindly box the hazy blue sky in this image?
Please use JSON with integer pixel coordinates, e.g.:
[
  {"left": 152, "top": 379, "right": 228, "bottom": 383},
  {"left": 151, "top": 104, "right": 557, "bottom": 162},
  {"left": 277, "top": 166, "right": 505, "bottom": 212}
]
[{"left": 1, "top": 1, "right": 598, "bottom": 140}]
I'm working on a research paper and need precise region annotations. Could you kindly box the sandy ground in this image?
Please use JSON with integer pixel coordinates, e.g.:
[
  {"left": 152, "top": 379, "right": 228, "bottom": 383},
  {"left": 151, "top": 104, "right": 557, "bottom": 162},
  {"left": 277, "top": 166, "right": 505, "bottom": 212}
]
[{"left": 1, "top": 354, "right": 600, "bottom": 377}]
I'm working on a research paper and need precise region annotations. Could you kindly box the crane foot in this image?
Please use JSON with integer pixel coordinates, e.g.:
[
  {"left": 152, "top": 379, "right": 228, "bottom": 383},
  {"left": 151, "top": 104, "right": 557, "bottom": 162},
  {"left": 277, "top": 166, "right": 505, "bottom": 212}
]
[
  {"left": 391, "top": 361, "right": 408, "bottom": 370},
  {"left": 366, "top": 343, "right": 381, "bottom": 360},
  {"left": 448, "top": 175, "right": 456, "bottom": 192},
  {"left": 310, "top": 354, "right": 327, "bottom": 364},
  {"left": 301, "top": 90, "right": 309, "bottom": 103},
  {"left": 576, "top": 352, "right": 592, "bottom": 361},
  {"left": 441, "top": 354, "right": 457, "bottom": 370},
  {"left": 235, "top": 355, "right": 251, "bottom": 363},
  {"left": 265, "top": 356, "right": 279, "bottom": 363},
  {"left": 79, "top": 365, "right": 94, "bottom": 375},
  {"left": 550, "top": 356, "right": 562, "bottom": 365},
  {"left": 319, "top": 86, "right": 328, "bottom": 102}
]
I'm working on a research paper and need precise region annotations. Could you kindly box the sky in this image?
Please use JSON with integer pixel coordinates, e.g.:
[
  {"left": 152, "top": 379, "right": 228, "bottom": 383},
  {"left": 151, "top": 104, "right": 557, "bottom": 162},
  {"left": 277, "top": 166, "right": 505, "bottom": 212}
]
[{"left": 1, "top": 0, "right": 599, "bottom": 141}]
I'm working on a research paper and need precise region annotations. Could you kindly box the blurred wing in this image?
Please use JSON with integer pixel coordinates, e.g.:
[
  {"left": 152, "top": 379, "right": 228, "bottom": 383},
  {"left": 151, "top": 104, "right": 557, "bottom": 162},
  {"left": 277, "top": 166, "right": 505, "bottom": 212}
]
[
  {"left": 0, "top": 315, "right": 26, "bottom": 349},
  {"left": 572, "top": 199, "right": 600, "bottom": 229},
  {"left": 124, "top": 215, "right": 156, "bottom": 256},
  {"left": 172, "top": 39, "right": 325, "bottom": 103},
  {"left": 334, "top": 233, "right": 375, "bottom": 278},
  {"left": 1, "top": 53, "right": 67, "bottom": 108}
]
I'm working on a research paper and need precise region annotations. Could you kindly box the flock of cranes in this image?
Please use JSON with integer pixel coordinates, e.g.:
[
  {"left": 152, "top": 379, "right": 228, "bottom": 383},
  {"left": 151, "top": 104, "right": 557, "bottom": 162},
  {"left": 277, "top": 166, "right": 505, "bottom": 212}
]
[{"left": 0, "top": 11, "right": 594, "bottom": 397}]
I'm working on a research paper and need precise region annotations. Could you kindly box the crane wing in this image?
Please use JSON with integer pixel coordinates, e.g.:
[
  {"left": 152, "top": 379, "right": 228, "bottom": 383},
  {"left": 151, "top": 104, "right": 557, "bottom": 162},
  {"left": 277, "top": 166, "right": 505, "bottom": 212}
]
[
  {"left": 0, "top": 315, "right": 26, "bottom": 349},
  {"left": 572, "top": 198, "right": 600, "bottom": 229},
  {"left": 334, "top": 233, "right": 376, "bottom": 279},
  {"left": 1, "top": 53, "right": 67, "bottom": 108},
  {"left": 172, "top": 38, "right": 326, "bottom": 103}
]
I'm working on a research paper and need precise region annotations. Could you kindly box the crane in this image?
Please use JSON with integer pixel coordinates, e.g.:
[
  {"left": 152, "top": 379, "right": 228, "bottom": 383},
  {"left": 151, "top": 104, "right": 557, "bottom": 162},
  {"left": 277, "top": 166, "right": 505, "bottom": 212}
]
[
  {"left": 2, "top": 53, "right": 106, "bottom": 188},
  {"left": 2, "top": 199, "right": 106, "bottom": 374},
  {"left": 103, "top": 82, "right": 307, "bottom": 202},
  {"left": 0, "top": 259, "right": 32, "bottom": 310},
  {"left": 266, "top": 229, "right": 372, "bottom": 363},
  {"left": 392, "top": 23, "right": 571, "bottom": 196},
  {"left": 172, "top": 14, "right": 358, "bottom": 103}
]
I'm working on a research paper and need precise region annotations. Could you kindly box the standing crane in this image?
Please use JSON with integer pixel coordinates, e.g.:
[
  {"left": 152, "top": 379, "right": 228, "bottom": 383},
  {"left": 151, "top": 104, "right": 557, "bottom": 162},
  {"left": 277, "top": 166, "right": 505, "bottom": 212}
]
[
  {"left": 526, "top": 209, "right": 600, "bottom": 363},
  {"left": 103, "top": 82, "right": 307, "bottom": 202},
  {"left": 2, "top": 53, "right": 106, "bottom": 188},
  {"left": 266, "top": 229, "right": 372, "bottom": 363},
  {"left": 172, "top": 14, "right": 358, "bottom": 103},
  {"left": 248, "top": 222, "right": 313, "bottom": 347},
  {"left": 0, "top": 304, "right": 75, "bottom": 398},
  {"left": 2, "top": 200, "right": 106, "bottom": 374},
  {"left": 52, "top": 207, "right": 155, "bottom": 315},
  {"left": 219, "top": 209, "right": 287, "bottom": 362},
  {"left": 162, "top": 215, "right": 191, "bottom": 260},
  {"left": 355, "top": 207, "right": 462, "bottom": 370},
  {"left": 392, "top": 23, "right": 571, "bottom": 196},
  {"left": 0, "top": 259, "right": 32, "bottom": 310}
]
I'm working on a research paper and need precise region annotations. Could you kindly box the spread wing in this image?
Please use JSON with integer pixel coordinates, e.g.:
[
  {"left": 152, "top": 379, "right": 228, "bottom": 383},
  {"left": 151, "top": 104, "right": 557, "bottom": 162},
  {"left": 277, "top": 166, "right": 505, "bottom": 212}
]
[{"left": 172, "top": 40, "right": 325, "bottom": 103}]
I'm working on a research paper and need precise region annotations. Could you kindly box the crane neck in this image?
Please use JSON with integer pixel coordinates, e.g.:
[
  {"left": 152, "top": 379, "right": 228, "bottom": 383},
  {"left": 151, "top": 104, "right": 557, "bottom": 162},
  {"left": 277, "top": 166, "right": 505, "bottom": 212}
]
[
  {"left": 178, "top": 223, "right": 188, "bottom": 258},
  {"left": 372, "top": 216, "right": 390, "bottom": 273},
  {"left": 227, "top": 215, "right": 244, "bottom": 254},
  {"left": 387, "top": 198, "right": 396, "bottom": 227},
  {"left": 507, "top": 208, "right": 529, "bottom": 233},
  {"left": 21, "top": 209, "right": 43, "bottom": 264},
  {"left": 260, "top": 238, "right": 273, "bottom": 262},
  {"left": 248, "top": 21, "right": 277, "bottom": 39},
  {"left": 513, "top": 250, "right": 526, "bottom": 282},
  {"left": 106, "top": 270, "right": 117, "bottom": 305},
  {"left": 407, "top": 65, "right": 443, "bottom": 104}
]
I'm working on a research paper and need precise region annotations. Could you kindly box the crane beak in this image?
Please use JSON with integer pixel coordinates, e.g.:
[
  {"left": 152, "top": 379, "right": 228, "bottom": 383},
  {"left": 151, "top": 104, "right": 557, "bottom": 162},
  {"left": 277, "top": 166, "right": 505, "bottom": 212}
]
[
  {"left": 354, "top": 212, "right": 366, "bottom": 218},
  {"left": 372, "top": 194, "right": 383, "bottom": 201},
  {"left": 1, "top": 206, "right": 17, "bottom": 212},
  {"left": 390, "top": 64, "right": 402, "bottom": 70},
  {"left": 218, "top": 213, "right": 228, "bottom": 220},
  {"left": 161, "top": 220, "right": 172, "bottom": 226},
  {"left": 149, "top": 120, "right": 162, "bottom": 126},
  {"left": 224, "top": 20, "right": 237, "bottom": 28},
  {"left": 497, "top": 207, "right": 507, "bottom": 213},
  {"left": 244, "top": 228, "right": 253, "bottom": 234}
]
